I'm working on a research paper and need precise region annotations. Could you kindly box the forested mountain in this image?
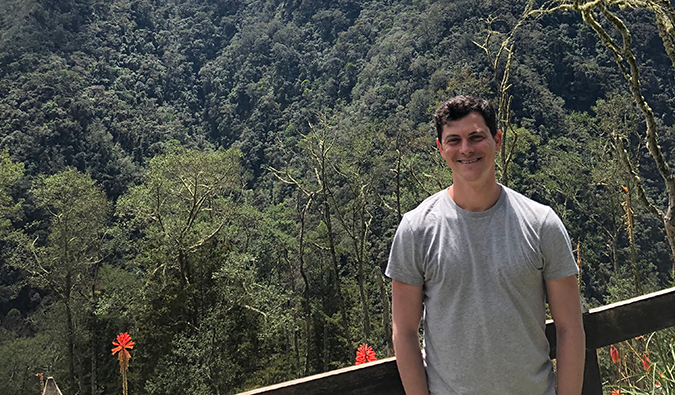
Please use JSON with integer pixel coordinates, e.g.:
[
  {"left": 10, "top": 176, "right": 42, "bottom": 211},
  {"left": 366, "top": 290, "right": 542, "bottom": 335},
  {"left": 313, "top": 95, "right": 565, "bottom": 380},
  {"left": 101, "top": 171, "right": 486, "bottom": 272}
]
[{"left": 1, "top": 0, "right": 675, "bottom": 394}]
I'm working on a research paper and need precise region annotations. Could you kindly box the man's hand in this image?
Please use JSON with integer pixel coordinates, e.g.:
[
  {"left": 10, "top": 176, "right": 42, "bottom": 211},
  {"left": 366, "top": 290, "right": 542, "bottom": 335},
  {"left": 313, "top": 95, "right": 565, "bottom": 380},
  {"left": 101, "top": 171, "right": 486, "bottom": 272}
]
[
  {"left": 392, "top": 279, "right": 429, "bottom": 395},
  {"left": 546, "top": 275, "right": 585, "bottom": 395}
]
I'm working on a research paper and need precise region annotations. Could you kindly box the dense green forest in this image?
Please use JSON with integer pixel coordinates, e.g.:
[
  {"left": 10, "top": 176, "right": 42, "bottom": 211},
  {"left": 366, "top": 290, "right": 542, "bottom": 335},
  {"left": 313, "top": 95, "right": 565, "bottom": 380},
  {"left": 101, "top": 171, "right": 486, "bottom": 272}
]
[{"left": 1, "top": 0, "right": 675, "bottom": 394}]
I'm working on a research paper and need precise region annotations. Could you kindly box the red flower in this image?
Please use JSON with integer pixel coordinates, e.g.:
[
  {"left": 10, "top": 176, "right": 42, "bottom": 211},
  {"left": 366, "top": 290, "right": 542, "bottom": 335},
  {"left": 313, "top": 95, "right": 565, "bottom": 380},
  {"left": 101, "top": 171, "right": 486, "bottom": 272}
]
[
  {"left": 641, "top": 354, "right": 651, "bottom": 372},
  {"left": 355, "top": 343, "right": 377, "bottom": 365},
  {"left": 112, "top": 333, "right": 134, "bottom": 395},
  {"left": 612, "top": 389, "right": 621, "bottom": 395},
  {"left": 112, "top": 332, "right": 135, "bottom": 359},
  {"left": 112, "top": 332, "right": 135, "bottom": 372},
  {"left": 610, "top": 345, "right": 620, "bottom": 363}
]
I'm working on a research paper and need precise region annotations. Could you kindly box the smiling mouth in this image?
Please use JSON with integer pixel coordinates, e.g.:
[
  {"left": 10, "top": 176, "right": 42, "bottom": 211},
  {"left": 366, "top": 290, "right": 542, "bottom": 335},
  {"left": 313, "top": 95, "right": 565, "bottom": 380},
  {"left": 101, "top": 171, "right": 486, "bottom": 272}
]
[{"left": 458, "top": 158, "right": 481, "bottom": 164}]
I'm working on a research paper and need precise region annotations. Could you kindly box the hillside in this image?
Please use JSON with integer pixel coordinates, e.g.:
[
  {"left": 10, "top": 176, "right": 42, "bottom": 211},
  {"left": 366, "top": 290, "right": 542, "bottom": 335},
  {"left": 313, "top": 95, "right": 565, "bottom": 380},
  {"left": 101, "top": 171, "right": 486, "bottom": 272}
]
[{"left": 1, "top": 1, "right": 675, "bottom": 394}]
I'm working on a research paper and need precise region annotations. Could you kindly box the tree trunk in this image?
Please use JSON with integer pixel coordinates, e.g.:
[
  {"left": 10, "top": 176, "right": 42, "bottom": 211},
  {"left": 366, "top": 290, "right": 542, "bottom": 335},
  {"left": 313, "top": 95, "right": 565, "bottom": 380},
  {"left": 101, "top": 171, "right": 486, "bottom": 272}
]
[
  {"left": 293, "top": 328, "right": 301, "bottom": 377},
  {"left": 323, "top": 318, "right": 329, "bottom": 372},
  {"left": 327, "top": 182, "right": 372, "bottom": 345},
  {"left": 298, "top": 198, "right": 312, "bottom": 376},
  {"left": 322, "top": 198, "right": 351, "bottom": 352},
  {"left": 357, "top": 258, "right": 370, "bottom": 342},
  {"left": 662, "top": 211, "right": 675, "bottom": 278},
  {"left": 318, "top": 144, "right": 351, "bottom": 353},
  {"left": 90, "top": 312, "right": 97, "bottom": 395},
  {"left": 65, "top": 295, "right": 77, "bottom": 395},
  {"left": 375, "top": 269, "right": 394, "bottom": 357},
  {"left": 91, "top": 262, "right": 101, "bottom": 395}
]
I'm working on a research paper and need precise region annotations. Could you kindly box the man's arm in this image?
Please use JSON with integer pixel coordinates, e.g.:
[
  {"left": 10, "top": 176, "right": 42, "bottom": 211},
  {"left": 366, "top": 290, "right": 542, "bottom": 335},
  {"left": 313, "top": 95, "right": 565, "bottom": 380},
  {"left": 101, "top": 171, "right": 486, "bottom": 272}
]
[
  {"left": 546, "top": 274, "right": 585, "bottom": 395},
  {"left": 392, "top": 279, "right": 429, "bottom": 395}
]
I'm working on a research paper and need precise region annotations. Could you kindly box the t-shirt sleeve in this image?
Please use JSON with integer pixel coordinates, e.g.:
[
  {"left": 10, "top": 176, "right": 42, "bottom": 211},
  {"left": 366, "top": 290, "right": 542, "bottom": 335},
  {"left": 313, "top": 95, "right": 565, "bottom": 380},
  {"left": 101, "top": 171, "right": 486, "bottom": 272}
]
[
  {"left": 540, "top": 208, "right": 579, "bottom": 281},
  {"left": 385, "top": 215, "right": 425, "bottom": 286}
]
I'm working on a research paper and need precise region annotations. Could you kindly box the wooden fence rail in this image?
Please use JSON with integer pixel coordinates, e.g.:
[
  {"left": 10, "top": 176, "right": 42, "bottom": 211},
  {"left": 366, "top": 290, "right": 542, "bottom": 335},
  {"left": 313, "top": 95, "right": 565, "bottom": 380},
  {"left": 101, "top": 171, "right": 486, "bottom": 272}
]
[{"left": 237, "top": 287, "right": 675, "bottom": 395}]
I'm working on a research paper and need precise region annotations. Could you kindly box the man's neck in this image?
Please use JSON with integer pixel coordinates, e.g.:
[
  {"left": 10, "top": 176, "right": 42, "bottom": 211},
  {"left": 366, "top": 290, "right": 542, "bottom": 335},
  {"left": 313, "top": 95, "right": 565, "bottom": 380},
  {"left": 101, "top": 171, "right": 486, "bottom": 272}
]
[{"left": 448, "top": 181, "right": 502, "bottom": 212}]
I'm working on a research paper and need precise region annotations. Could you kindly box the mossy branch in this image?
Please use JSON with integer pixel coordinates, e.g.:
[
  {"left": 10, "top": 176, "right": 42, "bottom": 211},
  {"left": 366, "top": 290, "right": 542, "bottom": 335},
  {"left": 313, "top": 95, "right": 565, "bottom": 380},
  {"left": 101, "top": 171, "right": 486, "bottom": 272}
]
[{"left": 612, "top": 132, "right": 662, "bottom": 219}]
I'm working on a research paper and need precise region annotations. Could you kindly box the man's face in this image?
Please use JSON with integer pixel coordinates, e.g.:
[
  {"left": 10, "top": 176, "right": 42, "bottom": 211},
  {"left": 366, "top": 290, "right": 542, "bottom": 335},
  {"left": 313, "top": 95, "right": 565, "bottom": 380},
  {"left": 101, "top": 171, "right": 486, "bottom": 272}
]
[{"left": 436, "top": 111, "right": 502, "bottom": 186}]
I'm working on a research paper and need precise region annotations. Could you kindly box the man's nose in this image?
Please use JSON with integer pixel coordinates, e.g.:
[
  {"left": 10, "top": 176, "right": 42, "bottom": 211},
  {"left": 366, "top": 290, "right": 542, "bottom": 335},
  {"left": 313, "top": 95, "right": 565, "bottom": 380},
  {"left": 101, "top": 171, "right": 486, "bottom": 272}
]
[{"left": 460, "top": 139, "right": 474, "bottom": 154}]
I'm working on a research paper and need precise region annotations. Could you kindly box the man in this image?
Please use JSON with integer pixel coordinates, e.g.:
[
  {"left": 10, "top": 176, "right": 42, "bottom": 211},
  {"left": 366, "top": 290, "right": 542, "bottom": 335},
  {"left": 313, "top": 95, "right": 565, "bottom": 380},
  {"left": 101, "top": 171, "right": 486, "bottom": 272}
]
[{"left": 386, "top": 96, "right": 585, "bottom": 395}]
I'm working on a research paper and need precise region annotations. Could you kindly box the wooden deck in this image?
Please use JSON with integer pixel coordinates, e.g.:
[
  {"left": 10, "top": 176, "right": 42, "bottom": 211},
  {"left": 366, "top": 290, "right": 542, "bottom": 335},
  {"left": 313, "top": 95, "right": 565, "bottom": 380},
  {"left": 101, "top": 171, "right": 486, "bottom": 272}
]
[{"left": 237, "top": 286, "right": 675, "bottom": 395}]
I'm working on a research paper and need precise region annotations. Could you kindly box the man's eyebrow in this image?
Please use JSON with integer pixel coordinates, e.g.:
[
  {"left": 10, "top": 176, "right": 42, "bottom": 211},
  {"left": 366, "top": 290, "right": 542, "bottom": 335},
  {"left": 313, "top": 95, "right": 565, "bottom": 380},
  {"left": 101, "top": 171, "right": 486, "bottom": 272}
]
[
  {"left": 444, "top": 129, "right": 488, "bottom": 140},
  {"left": 446, "top": 130, "right": 485, "bottom": 138}
]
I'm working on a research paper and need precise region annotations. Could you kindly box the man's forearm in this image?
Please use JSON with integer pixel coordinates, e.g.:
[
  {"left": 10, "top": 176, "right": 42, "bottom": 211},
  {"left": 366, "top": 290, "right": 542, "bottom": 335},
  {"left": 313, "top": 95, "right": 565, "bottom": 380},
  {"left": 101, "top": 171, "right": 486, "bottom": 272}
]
[
  {"left": 393, "top": 332, "right": 429, "bottom": 395},
  {"left": 555, "top": 325, "right": 585, "bottom": 395}
]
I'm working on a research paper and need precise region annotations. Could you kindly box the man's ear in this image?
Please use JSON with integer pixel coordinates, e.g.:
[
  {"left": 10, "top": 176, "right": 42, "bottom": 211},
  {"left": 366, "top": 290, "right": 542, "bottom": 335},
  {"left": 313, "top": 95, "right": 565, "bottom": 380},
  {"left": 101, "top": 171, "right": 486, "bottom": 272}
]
[
  {"left": 495, "top": 130, "right": 503, "bottom": 152},
  {"left": 436, "top": 138, "right": 442, "bottom": 152}
]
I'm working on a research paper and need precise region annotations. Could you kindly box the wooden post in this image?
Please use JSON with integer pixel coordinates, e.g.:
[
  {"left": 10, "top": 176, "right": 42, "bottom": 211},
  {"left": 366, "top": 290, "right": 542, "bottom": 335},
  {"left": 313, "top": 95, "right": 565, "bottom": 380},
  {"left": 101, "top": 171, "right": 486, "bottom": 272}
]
[{"left": 581, "top": 349, "right": 603, "bottom": 395}]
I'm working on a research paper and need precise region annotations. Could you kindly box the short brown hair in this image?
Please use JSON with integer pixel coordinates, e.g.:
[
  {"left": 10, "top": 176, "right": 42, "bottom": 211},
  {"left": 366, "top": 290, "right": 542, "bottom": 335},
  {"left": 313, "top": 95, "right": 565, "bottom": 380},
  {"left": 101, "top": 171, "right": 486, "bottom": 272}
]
[{"left": 434, "top": 96, "right": 498, "bottom": 142}]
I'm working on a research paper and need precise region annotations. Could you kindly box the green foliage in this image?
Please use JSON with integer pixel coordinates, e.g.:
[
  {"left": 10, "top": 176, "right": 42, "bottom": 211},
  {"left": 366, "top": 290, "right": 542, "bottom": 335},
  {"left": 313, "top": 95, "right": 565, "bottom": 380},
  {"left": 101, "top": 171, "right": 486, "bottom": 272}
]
[
  {"left": 0, "top": 150, "right": 24, "bottom": 237},
  {"left": 0, "top": 332, "right": 58, "bottom": 395},
  {"left": 2, "top": 0, "right": 675, "bottom": 393},
  {"left": 26, "top": 168, "right": 110, "bottom": 294},
  {"left": 117, "top": 146, "right": 242, "bottom": 285},
  {"left": 23, "top": 168, "right": 110, "bottom": 391},
  {"left": 602, "top": 329, "right": 675, "bottom": 395}
]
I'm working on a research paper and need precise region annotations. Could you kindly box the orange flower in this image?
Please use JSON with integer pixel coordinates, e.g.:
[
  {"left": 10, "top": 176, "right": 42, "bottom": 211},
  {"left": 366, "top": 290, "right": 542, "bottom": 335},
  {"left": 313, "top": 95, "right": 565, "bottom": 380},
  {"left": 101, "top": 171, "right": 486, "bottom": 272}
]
[
  {"left": 355, "top": 343, "right": 377, "bottom": 365},
  {"left": 112, "top": 332, "right": 135, "bottom": 372},
  {"left": 641, "top": 354, "right": 651, "bottom": 372},
  {"left": 611, "top": 389, "right": 621, "bottom": 395},
  {"left": 112, "top": 332, "right": 135, "bottom": 359},
  {"left": 610, "top": 345, "right": 620, "bottom": 363},
  {"left": 112, "top": 332, "right": 134, "bottom": 395}
]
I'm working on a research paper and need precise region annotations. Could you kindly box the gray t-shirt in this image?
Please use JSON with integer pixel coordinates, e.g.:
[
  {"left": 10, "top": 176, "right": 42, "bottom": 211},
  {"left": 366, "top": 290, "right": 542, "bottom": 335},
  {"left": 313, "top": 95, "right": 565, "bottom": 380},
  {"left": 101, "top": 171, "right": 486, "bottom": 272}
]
[{"left": 386, "top": 186, "right": 578, "bottom": 395}]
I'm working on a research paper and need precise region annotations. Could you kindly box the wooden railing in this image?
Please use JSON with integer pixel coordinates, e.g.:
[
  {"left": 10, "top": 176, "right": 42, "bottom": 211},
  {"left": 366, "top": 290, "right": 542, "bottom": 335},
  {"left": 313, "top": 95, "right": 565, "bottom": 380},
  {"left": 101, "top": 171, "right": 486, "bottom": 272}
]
[{"left": 237, "top": 287, "right": 675, "bottom": 395}]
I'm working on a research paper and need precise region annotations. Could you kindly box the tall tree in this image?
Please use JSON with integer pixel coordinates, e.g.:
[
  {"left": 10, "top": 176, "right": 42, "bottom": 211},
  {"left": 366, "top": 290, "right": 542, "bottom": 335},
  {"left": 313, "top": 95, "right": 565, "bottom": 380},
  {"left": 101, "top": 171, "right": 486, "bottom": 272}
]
[
  {"left": 270, "top": 123, "right": 353, "bottom": 361},
  {"left": 24, "top": 168, "right": 110, "bottom": 395},
  {"left": 528, "top": 0, "right": 675, "bottom": 280},
  {"left": 117, "top": 145, "right": 244, "bottom": 384},
  {"left": 117, "top": 145, "right": 242, "bottom": 295},
  {"left": 327, "top": 121, "right": 390, "bottom": 345}
]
